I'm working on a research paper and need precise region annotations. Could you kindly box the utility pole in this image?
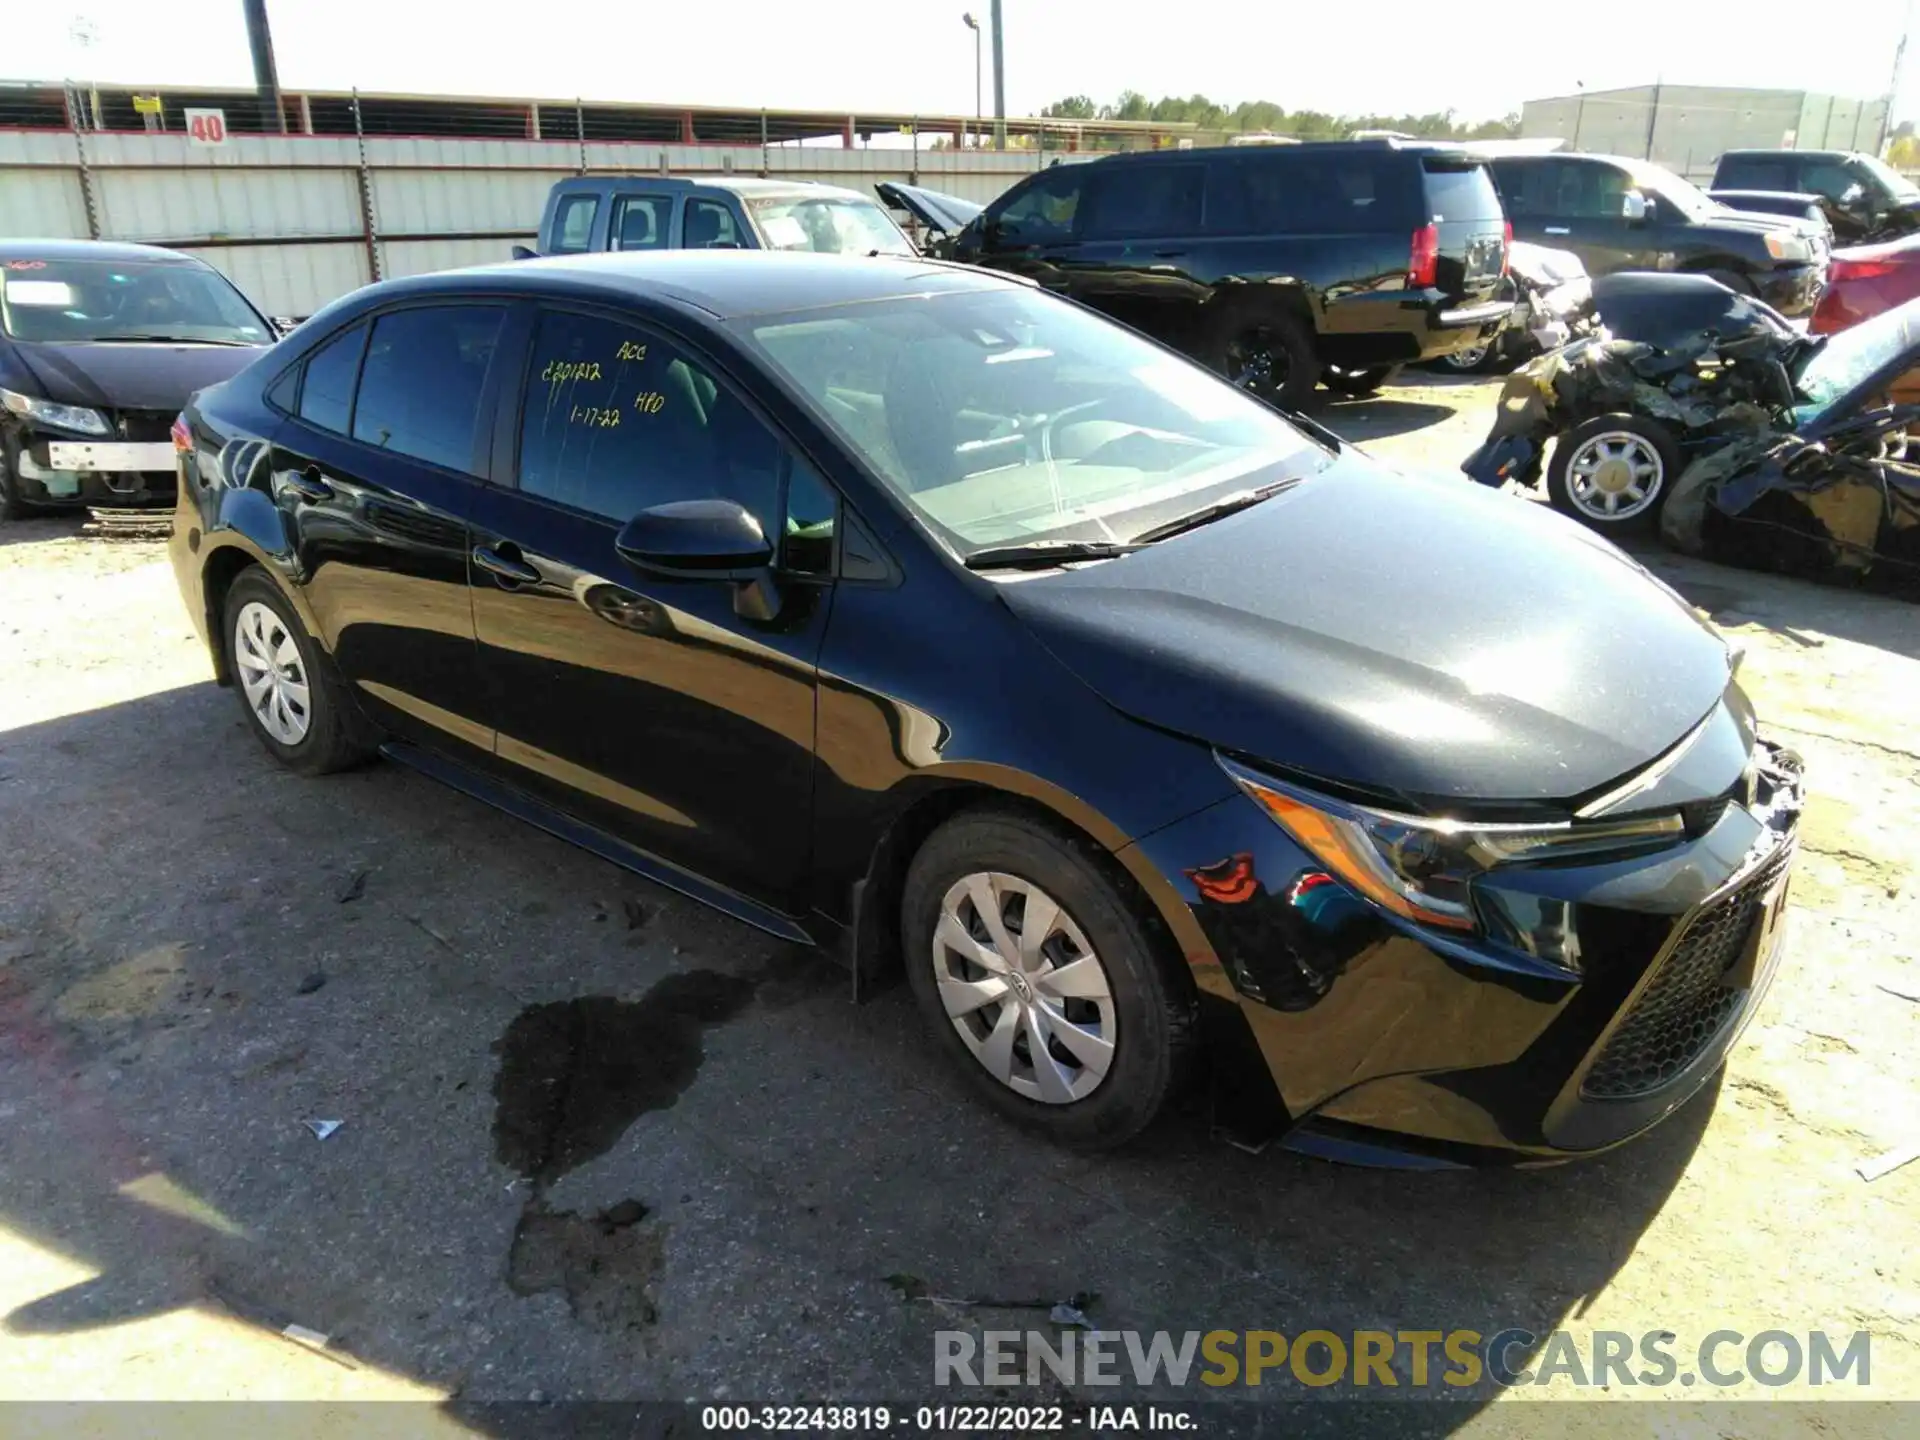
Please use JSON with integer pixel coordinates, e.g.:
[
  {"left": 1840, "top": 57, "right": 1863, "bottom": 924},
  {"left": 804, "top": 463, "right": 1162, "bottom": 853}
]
[
  {"left": 242, "top": 0, "right": 288, "bottom": 133},
  {"left": 1883, "top": 0, "right": 1914, "bottom": 156},
  {"left": 962, "top": 13, "right": 982, "bottom": 149},
  {"left": 990, "top": 0, "right": 1006, "bottom": 150}
]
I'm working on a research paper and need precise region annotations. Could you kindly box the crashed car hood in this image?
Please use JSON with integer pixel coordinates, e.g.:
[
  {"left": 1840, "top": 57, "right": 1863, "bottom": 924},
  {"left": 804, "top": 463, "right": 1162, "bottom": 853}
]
[
  {"left": 874, "top": 181, "right": 984, "bottom": 241},
  {"left": 1001, "top": 453, "right": 1731, "bottom": 808},
  {"left": 9, "top": 341, "right": 266, "bottom": 411}
]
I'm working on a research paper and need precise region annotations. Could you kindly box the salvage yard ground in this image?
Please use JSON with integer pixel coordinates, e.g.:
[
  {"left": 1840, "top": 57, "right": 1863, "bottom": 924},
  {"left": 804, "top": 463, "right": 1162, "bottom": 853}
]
[{"left": 0, "top": 374, "right": 1916, "bottom": 1432}]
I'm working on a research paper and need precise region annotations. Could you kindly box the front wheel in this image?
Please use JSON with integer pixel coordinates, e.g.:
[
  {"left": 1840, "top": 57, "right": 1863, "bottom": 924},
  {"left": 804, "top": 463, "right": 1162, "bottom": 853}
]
[
  {"left": 1546, "top": 414, "right": 1682, "bottom": 535},
  {"left": 900, "top": 811, "right": 1194, "bottom": 1150}
]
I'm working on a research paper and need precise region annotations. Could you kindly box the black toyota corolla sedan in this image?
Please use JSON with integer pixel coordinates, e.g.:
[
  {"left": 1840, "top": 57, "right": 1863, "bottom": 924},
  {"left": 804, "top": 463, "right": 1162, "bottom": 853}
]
[{"left": 170, "top": 251, "right": 1802, "bottom": 1164}]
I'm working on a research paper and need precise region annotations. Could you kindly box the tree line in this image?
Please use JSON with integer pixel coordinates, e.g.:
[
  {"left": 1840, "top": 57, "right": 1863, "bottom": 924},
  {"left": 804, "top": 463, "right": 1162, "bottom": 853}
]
[{"left": 1039, "top": 92, "right": 1522, "bottom": 143}]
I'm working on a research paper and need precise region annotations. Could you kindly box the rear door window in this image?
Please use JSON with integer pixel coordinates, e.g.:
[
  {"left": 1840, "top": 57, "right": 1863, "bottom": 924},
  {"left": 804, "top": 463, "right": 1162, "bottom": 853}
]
[
  {"left": 550, "top": 194, "right": 599, "bottom": 254},
  {"left": 295, "top": 322, "right": 368, "bottom": 435},
  {"left": 351, "top": 305, "right": 506, "bottom": 475},
  {"left": 1082, "top": 164, "right": 1204, "bottom": 238},
  {"left": 1720, "top": 156, "right": 1791, "bottom": 191},
  {"left": 1800, "top": 158, "right": 1861, "bottom": 200},
  {"left": 611, "top": 194, "right": 671, "bottom": 250},
  {"left": 1422, "top": 162, "right": 1502, "bottom": 222}
]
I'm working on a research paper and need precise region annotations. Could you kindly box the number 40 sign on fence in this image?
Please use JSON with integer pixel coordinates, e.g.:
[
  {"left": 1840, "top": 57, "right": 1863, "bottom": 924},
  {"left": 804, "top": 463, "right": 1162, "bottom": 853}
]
[{"left": 184, "top": 108, "right": 229, "bottom": 147}]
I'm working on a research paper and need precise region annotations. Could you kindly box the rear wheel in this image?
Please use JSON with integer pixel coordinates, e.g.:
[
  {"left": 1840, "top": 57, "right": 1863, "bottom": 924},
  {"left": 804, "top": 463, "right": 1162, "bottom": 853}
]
[
  {"left": 1437, "top": 343, "right": 1498, "bottom": 374},
  {"left": 223, "top": 568, "right": 377, "bottom": 776},
  {"left": 1204, "top": 308, "right": 1320, "bottom": 410},
  {"left": 901, "top": 810, "right": 1194, "bottom": 1149},
  {"left": 1321, "top": 363, "right": 1401, "bottom": 398},
  {"left": 1547, "top": 414, "right": 1681, "bottom": 535}
]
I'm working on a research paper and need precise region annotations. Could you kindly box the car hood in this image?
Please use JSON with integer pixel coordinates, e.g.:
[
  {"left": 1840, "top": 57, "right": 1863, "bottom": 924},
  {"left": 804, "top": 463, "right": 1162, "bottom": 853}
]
[
  {"left": 999, "top": 454, "right": 1731, "bottom": 809},
  {"left": 874, "top": 181, "right": 984, "bottom": 240},
  {"left": 8, "top": 341, "right": 265, "bottom": 411}
]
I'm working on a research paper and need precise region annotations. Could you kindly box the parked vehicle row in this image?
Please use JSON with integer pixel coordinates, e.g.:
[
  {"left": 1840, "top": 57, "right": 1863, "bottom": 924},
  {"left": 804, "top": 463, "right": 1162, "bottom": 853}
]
[{"left": 1711, "top": 148, "right": 1920, "bottom": 245}]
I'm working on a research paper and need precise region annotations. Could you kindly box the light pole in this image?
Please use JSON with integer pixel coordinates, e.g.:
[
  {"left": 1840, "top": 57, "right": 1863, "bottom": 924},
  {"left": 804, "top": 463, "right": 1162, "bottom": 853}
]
[
  {"left": 990, "top": 0, "right": 1006, "bottom": 150},
  {"left": 962, "top": 12, "right": 981, "bottom": 150}
]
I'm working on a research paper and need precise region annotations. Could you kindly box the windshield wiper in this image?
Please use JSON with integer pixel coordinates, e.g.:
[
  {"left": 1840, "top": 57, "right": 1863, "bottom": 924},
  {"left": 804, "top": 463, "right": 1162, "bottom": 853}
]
[
  {"left": 84, "top": 333, "right": 258, "bottom": 346},
  {"left": 1130, "top": 477, "right": 1304, "bottom": 545},
  {"left": 963, "top": 539, "right": 1144, "bottom": 570}
]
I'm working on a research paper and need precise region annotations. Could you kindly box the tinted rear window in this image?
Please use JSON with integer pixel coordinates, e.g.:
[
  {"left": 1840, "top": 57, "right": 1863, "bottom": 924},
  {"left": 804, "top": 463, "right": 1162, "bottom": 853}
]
[
  {"left": 351, "top": 305, "right": 505, "bottom": 474},
  {"left": 1206, "top": 153, "right": 1416, "bottom": 235},
  {"left": 296, "top": 322, "right": 368, "bottom": 435},
  {"left": 1422, "top": 163, "right": 1503, "bottom": 223},
  {"left": 1718, "top": 156, "right": 1791, "bottom": 190},
  {"left": 1082, "top": 164, "right": 1205, "bottom": 237}
]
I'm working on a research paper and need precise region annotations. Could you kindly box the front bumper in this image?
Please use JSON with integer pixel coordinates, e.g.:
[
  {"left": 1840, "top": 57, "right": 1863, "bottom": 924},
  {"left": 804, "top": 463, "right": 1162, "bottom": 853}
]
[
  {"left": 5, "top": 423, "right": 179, "bottom": 509},
  {"left": 1753, "top": 261, "right": 1826, "bottom": 320},
  {"left": 1129, "top": 739, "right": 1804, "bottom": 1163}
]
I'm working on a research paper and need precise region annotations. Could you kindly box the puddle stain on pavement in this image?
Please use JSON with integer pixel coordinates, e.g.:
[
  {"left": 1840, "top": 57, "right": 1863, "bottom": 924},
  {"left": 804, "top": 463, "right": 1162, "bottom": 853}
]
[{"left": 490, "top": 970, "right": 759, "bottom": 1188}]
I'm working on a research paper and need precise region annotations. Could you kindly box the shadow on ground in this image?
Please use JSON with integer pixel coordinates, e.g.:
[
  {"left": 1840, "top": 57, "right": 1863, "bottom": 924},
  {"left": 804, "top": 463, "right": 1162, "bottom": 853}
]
[
  {"left": 1314, "top": 396, "right": 1460, "bottom": 443},
  {"left": 0, "top": 677, "right": 1713, "bottom": 1431}
]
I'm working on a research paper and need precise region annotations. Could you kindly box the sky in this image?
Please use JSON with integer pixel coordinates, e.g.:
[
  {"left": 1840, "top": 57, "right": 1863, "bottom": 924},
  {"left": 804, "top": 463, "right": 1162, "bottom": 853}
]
[{"left": 8, "top": 0, "right": 1920, "bottom": 125}]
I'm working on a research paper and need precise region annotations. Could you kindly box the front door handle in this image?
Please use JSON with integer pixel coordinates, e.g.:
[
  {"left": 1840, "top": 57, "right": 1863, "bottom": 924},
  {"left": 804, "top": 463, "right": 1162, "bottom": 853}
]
[
  {"left": 1151, "top": 249, "right": 1188, "bottom": 259},
  {"left": 284, "top": 466, "right": 333, "bottom": 503},
  {"left": 472, "top": 545, "right": 542, "bottom": 586},
  {"left": 1544, "top": 226, "right": 1571, "bottom": 235}
]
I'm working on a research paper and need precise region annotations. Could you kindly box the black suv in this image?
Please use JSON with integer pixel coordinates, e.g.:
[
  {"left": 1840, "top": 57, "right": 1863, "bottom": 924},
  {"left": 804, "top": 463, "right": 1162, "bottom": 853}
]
[
  {"left": 1489, "top": 153, "right": 1827, "bottom": 317},
  {"left": 941, "top": 142, "right": 1512, "bottom": 407},
  {"left": 1711, "top": 149, "right": 1920, "bottom": 245}
]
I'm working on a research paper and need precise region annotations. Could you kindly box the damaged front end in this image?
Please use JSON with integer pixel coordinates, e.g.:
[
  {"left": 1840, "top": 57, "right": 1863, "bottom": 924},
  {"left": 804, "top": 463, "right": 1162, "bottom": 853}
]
[{"left": 1662, "top": 299, "right": 1920, "bottom": 589}]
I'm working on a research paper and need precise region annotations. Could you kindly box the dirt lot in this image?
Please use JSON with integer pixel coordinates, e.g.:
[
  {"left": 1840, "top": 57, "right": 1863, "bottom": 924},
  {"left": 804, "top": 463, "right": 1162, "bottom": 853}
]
[{"left": 0, "top": 373, "right": 1916, "bottom": 1433}]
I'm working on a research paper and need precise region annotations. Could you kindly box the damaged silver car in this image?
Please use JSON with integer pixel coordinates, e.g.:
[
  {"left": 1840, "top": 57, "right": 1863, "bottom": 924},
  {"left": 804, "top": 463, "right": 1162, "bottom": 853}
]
[{"left": 1433, "top": 241, "right": 1594, "bottom": 374}]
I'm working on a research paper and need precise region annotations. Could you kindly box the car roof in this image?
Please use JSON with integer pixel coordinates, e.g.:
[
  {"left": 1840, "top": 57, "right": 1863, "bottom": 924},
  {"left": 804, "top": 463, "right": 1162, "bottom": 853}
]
[
  {"left": 1721, "top": 148, "right": 1849, "bottom": 160},
  {"left": 0, "top": 238, "right": 205, "bottom": 265},
  {"left": 1089, "top": 138, "right": 1473, "bottom": 164},
  {"left": 365, "top": 249, "right": 1024, "bottom": 321},
  {"left": 552, "top": 175, "right": 873, "bottom": 201}
]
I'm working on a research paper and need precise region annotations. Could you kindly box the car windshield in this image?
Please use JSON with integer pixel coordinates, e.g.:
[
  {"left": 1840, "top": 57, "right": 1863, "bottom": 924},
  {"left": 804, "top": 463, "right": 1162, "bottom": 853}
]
[
  {"left": 0, "top": 258, "right": 268, "bottom": 344},
  {"left": 1795, "top": 299, "right": 1920, "bottom": 424},
  {"left": 1630, "top": 164, "right": 1718, "bottom": 222},
  {"left": 745, "top": 195, "right": 916, "bottom": 256},
  {"left": 1856, "top": 153, "right": 1920, "bottom": 201},
  {"left": 743, "top": 285, "right": 1331, "bottom": 559}
]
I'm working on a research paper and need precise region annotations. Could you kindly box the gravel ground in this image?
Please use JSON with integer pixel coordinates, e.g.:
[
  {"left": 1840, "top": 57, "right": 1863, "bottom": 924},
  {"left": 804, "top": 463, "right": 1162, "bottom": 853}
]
[{"left": 0, "top": 376, "right": 1915, "bottom": 1434}]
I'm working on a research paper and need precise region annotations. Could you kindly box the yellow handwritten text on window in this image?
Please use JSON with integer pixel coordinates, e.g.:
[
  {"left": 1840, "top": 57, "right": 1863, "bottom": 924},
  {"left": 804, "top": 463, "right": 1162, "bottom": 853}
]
[
  {"left": 632, "top": 391, "right": 666, "bottom": 415},
  {"left": 569, "top": 405, "right": 622, "bottom": 428},
  {"left": 543, "top": 360, "right": 603, "bottom": 383},
  {"left": 617, "top": 341, "right": 649, "bottom": 362}
]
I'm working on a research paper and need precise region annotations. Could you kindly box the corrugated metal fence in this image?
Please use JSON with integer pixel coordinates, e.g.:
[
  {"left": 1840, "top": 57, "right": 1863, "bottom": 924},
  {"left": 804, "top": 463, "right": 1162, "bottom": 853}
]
[{"left": 0, "top": 125, "right": 1059, "bottom": 316}]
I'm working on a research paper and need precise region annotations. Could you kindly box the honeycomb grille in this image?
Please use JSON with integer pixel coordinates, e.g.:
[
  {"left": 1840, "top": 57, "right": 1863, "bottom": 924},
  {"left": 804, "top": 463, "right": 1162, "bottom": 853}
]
[{"left": 1581, "top": 846, "right": 1792, "bottom": 1100}]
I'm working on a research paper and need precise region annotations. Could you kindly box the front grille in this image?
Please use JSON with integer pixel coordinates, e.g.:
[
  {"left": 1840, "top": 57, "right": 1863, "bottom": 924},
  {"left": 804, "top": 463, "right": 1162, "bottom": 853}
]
[
  {"left": 1581, "top": 844, "right": 1793, "bottom": 1100},
  {"left": 116, "top": 409, "right": 178, "bottom": 444}
]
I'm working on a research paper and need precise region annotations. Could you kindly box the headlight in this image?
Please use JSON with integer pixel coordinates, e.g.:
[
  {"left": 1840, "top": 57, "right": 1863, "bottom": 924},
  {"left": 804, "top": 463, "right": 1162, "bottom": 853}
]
[
  {"left": 1764, "top": 231, "right": 1810, "bottom": 262},
  {"left": 1219, "top": 757, "right": 1685, "bottom": 931},
  {"left": 0, "top": 387, "right": 111, "bottom": 436}
]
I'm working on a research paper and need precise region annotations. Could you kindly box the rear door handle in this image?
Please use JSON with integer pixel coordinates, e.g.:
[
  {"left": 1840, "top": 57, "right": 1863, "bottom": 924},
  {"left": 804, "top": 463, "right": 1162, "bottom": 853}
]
[
  {"left": 1151, "top": 249, "right": 1188, "bottom": 259},
  {"left": 284, "top": 466, "right": 333, "bottom": 503},
  {"left": 1544, "top": 226, "right": 1571, "bottom": 236},
  {"left": 472, "top": 545, "right": 543, "bottom": 586}
]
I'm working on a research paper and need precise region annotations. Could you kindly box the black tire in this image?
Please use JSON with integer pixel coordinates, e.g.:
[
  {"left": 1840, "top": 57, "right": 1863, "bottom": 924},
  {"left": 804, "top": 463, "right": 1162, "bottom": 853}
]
[
  {"left": 1702, "top": 268, "right": 1755, "bottom": 296},
  {"left": 222, "top": 567, "right": 378, "bottom": 776},
  {"left": 900, "top": 809, "right": 1195, "bottom": 1150},
  {"left": 0, "top": 434, "right": 42, "bottom": 522},
  {"left": 1202, "top": 306, "right": 1320, "bottom": 410},
  {"left": 1546, "top": 413, "right": 1683, "bottom": 536},
  {"left": 1321, "top": 363, "right": 1401, "bottom": 398}
]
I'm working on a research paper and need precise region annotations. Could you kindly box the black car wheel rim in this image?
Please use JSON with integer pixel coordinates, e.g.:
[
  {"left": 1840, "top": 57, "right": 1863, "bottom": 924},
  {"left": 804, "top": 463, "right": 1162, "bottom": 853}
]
[{"left": 1225, "top": 330, "right": 1288, "bottom": 394}]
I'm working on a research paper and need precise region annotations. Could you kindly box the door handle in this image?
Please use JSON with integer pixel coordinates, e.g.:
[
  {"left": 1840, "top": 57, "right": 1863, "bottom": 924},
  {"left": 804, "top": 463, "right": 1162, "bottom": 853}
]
[
  {"left": 1151, "top": 249, "right": 1188, "bottom": 259},
  {"left": 1544, "top": 226, "right": 1571, "bottom": 235},
  {"left": 284, "top": 466, "right": 333, "bottom": 503},
  {"left": 472, "top": 545, "right": 543, "bottom": 586}
]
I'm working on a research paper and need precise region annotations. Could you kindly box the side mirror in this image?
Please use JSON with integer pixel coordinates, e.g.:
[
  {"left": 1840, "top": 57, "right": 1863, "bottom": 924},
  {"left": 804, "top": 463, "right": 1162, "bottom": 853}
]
[
  {"left": 613, "top": 499, "right": 780, "bottom": 620},
  {"left": 1840, "top": 182, "right": 1868, "bottom": 207},
  {"left": 1621, "top": 190, "right": 1649, "bottom": 223},
  {"left": 510, "top": 244, "right": 539, "bottom": 261}
]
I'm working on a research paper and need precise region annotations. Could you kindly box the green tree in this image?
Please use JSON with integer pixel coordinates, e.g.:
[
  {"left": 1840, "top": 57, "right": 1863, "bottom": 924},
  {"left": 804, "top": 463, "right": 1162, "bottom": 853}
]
[{"left": 1043, "top": 95, "right": 1098, "bottom": 120}]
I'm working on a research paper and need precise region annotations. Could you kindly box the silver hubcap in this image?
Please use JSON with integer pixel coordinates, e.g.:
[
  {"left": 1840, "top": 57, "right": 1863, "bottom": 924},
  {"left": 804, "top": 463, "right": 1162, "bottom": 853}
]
[
  {"left": 234, "top": 601, "right": 312, "bottom": 746},
  {"left": 932, "top": 872, "right": 1116, "bottom": 1105},
  {"left": 1444, "top": 346, "right": 1488, "bottom": 369},
  {"left": 1566, "top": 431, "right": 1665, "bottom": 520}
]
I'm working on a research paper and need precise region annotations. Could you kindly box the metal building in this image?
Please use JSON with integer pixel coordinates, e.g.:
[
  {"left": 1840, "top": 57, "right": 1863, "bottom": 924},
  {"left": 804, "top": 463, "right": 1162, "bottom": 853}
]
[{"left": 1520, "top": 85, "right": 1892, "bottom": 181}]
